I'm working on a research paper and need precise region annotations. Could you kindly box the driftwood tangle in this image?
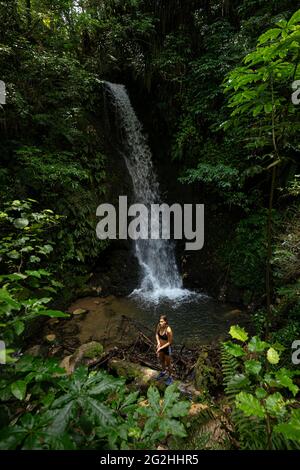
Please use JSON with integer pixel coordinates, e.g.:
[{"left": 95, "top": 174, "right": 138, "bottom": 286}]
[{"left": 91, "top": 315, "right": 201, "bottom": 382}]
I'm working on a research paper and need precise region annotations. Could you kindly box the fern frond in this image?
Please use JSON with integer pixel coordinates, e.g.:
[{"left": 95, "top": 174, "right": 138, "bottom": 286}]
[{"left": 221, "top": 344, "right": 239, "bottom": 399}]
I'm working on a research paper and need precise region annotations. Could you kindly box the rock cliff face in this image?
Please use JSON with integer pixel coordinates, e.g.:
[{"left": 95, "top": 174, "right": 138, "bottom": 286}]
[
  {"left": 88, "top": 83, "right": 140, "bottom": 296},
  {"left": 127, "top": 82, "right": 243, "bottom": 303},
  {"left": 90, "top": 81, "right": 243, "bottom": 303},
  {"left": 131, "top": 82, "right": 243, "bottom": 303}
]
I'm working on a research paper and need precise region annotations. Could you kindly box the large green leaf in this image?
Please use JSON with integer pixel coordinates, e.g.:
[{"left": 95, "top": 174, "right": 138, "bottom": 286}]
[
  {"left": 141, "top": 416, "right": 160, "bottom": 439},
  {"left": 229, "top": 325, "right": 248, "bottom": 342},
  {"left": 264, "top": 102, "right": 273, "bottom": 113},
  {"left": 223, "top": 341, "right": 245, "bottom": 357},
  {"left": 160, "top": 418, "right": 187, "bottom": 438},
  {"left": 255, "top": 387, "right": 267, "bottom": 399},
  {"left": 264, "top": 372, "right": 279, "bottom": 388},
  {"left": 38, "top": 309, "right": 69, "bottom": 318},
  {"left": 15, "top": 356, "right": 65, "bottom": 381},
  {"left": 29, "top": 256, "right": 41, "bottom": 263},
  {"left": 119, "top": 391, "right": 139, "bottom": 412},
  {"left": 51, "top": 394, "right": 73, "bottom": 410},
  {"left": 236, "top": 392, "right": 265, "bottom": 418},
  {"left": 267, "top": 347, "right": 280, "bottom": 364},
  {"left": 13, "top": 218, "right": 29, "bottom": 229},
  {"left": 25, "top": 269, "right": 51, "bottom": 278},
  {"left": 87, "top": 374, "right": 123, "bottom": 396},
  {"left": 7, "top": 250, "right": 21, "bottom": 260},
  {"left": 245, "top": 360, "right": 262, "bottom": 375},
  {"left": 227, "top": 373, "right": 250, "bottom": 390},
  {"left": 275, "top": 369, "right": 299, "bottom": 397},
  {"left": 167, "top": 401, "right": 190, "bottom": 418},
  {"left": 13, "top": 321, "right": 25, "bottom": 336},
  {"left": 265, "top": 392, "right": 286, "bottom": 418},
  {"left": 258, "top": 28, "right": 282, "bottom": 45},
  {"left": 0, "top": 289, "right": 20, "bottom": 311},
  {"left": 162, "top": 383, "right": 180, "bottom": 412},
  {"left": 48, "top": 402, "right": 75, "bottom": 435},
  {"left": 11, "top": 380, "right": 27, "bottom": 400},
  {"left": 20, "top": 246, "right": 33, "bottom": 253},
  {"left": 248, "top": 336, "right": 269, "bottom": 353},
  {"left": 0, "top": 273, "right": 27, "bottom": 281},
  {"left": 274, "top": 410, "right": 300, "bottom": 442},
  {"left": 137, "top": 404, "right": 154, "bottom": 418},
  {"left": 288, "top": 9, "right": 300, "bottom": 26},
  {"left": 38, "top": 244, "right": 53, "bottom": 255},
  {"left": 147, "top": 386, "right": 161, "bottom": 414},
  {"left": 84, "top": 397, "right": 116, "bottom": 427}
]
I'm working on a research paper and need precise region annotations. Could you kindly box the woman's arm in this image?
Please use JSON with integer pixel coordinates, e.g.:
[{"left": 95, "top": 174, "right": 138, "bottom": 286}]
[{"left": 167, "top": 327, "right": 173, "bottom": 346}]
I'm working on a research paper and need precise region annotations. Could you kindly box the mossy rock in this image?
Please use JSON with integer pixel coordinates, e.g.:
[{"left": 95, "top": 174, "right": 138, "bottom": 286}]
[
  {"left": 108, "top": 359, "right": 163, "bottom": 390},
  {"left": 60, "top": 341, "right": 105, "bottom": 374},
  {"left": 79, "top": 341, "right": 104, "bottom": 359},
  {"left": 107, "top": 360, "right": 200, "bottom": 395},
  {"left": 112, "top": 361, "right": 138, "bottom": 379}
]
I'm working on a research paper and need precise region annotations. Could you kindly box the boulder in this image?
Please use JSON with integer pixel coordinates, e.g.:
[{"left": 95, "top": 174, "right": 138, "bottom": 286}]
[
  {"left": 25, "top": 345, "right": 43, "bottom": 357},
  {"left": 78, "top": 341, "right": 104, "bottom": 359},
  {"left": 108, "top": 359, "right": 202, "bottom": 399},
  {"left": 72, "top": 308, "right": 88, "bottom": 315},
  {"left": 60, "top": 355, "right": 74, "bottom": 375},
  {"left": 45, "top": 334, "right": 56, "bottom": 342},
  {"left": 225, "top": 309, "right": 242, "bottom": 319},
  {"left": 108, "top": 359, "right": 158, "bottom": 389},
  {"left": 60, "top": 341, "right": 104, "bottom": 375}
]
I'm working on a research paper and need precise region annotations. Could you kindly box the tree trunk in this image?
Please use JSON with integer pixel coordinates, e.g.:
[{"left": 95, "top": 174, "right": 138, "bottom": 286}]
[
  {"left": 265, "top": 166, "right": 276, "bottom": 339},
  {"left": 266, "top": 76, "right": 279, "bottom": 338}
]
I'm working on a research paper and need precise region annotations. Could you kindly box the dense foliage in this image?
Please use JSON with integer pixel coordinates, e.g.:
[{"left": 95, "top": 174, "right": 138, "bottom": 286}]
[
  {"left": 222, "top": 325, "right": 300, "bottom": 449},
  {"left": 0, "top": 362, "right": 190, "bottom": 450},
  {"left": 0, "top": 199, "right": 69, "bottom": 348},
  {"left": 0, "top": 0, "right": 300, "bottom": 452},
  {"left": 0, "top": 200, "right": 189, "bottom": 450}
]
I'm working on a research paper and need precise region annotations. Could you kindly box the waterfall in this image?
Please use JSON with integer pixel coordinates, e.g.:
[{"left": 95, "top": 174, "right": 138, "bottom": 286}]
[{"left": 105, "top": 82, "right": 192, "bottom": 302}]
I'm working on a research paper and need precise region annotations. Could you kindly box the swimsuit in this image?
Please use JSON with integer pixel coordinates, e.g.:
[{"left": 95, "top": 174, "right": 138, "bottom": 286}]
[
  {"left": 158, "top": 331, "right": 168, "bottom": 340},
  {"left": 158, "top": 330, "right": 172, "bottom": 356},
  {"left": 161, "top": 346, "right": 172, "bottom": 356}
]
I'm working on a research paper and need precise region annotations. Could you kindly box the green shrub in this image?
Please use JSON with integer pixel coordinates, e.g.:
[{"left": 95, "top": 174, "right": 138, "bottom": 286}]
[{"left": 222, "top": 325, "right": 300, "bottom": 449}]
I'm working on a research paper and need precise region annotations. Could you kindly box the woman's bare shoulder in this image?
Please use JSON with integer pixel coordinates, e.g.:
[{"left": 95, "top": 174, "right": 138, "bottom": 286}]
[{"left": 167, "top": 326, "right": 172, "bottom": 333}]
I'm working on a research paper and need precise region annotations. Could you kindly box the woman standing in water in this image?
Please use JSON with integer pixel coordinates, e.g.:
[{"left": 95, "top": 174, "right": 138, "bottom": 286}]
[{"left": 155, "top": 315, "right": 173, "bottom": 385}]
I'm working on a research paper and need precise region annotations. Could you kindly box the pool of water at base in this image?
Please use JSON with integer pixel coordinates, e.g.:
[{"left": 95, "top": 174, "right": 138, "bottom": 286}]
[{"left": 98, "top": 292, "right": 252, "bottom": 348}]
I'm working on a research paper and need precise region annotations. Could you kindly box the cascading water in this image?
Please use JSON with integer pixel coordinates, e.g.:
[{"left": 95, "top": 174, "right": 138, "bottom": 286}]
[{"left": 105, "top": 82, "right": 193, "bottom": 303}]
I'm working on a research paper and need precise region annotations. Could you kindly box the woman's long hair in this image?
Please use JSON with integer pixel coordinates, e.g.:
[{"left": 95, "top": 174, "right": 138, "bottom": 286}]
[{"left": 156, "top": 315, "right": 168, "bottom": 333}]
